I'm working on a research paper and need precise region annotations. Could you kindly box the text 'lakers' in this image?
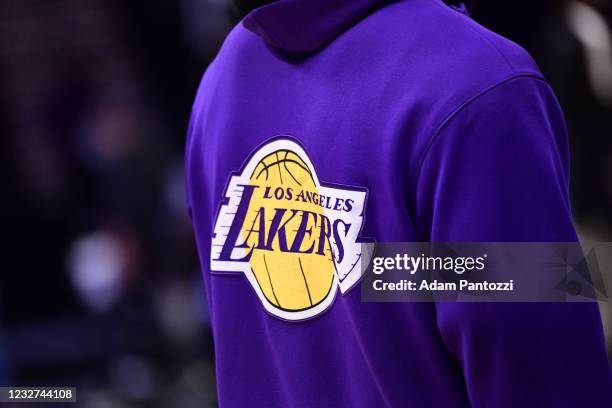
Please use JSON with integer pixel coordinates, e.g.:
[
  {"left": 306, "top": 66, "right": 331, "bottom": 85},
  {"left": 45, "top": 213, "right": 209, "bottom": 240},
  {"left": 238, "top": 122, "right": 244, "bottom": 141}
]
[{"left": 211, "top": 138, "right": 368, "bottom": 321}]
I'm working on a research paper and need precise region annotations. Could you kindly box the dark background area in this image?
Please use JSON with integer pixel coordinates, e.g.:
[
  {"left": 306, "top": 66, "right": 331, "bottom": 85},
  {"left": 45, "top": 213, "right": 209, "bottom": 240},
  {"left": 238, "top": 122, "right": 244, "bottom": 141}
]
[{"left": 1, "top": 0, "right": 611, "bottom": 406}]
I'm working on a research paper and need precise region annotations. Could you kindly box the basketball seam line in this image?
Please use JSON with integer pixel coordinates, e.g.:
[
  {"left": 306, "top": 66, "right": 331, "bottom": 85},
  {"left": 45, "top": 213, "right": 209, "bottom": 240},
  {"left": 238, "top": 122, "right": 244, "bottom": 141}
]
[
  {"left": 263, "top": 253, "right": 281, "bottom": 307},
  {"left": 298, "top": 258, "right": 313, "bottom": 306}
]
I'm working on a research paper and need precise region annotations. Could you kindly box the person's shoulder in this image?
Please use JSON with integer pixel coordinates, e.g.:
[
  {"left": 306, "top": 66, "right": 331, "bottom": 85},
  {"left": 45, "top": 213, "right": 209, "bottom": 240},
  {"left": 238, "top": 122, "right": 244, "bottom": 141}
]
[
  {"left": 368, "top": 0, "right": 542, "bottom": 83},
  {"left": 353, "top": 0, "right": 548, "bottom": 136},
  {"left": 430, "top": 2, "right": 541, "bottom": 77},
  {"left": 212, "top": 20, "right": 266, "bottom": 66}
]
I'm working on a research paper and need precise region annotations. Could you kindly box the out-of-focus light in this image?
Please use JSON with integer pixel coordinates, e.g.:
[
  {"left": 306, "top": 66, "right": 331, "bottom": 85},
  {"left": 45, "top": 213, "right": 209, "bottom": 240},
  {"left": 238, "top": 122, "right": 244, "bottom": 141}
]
[
  {"left": 77, "top": 390, "right": 123, "bottom": 408},
  {"left": 66, "top": 230, "right": 125, "bottom": 314},
  {"left": 566, "top": 1, "right": 612, "bottom": 106},
  {"left": 180, "top": 0, "right": 233, "bottom": 59},
  {"left": 155, "top": 280, "right": 201, "bottom": 345},
  {"left": 108, "top": 355, "right": 157, "bottom": 400},
  {"left": 163, "top": 159, "right": 189, "bottom": 222},
  {"left": 182, "top": 359, "right": 216, "bottom": 397}
]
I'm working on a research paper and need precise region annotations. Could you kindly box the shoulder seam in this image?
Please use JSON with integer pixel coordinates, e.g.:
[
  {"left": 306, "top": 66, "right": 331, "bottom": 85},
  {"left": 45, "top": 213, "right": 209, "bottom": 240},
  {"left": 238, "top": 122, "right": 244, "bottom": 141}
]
[
  {"left": 430, "top": 0, "right": 526, "bottom": 74},
  {"left": 462, "top": 14, "right": 518, "bottom": 73},
  {"left": 413, "top": 73, "right": 551, "bottom": 189}
]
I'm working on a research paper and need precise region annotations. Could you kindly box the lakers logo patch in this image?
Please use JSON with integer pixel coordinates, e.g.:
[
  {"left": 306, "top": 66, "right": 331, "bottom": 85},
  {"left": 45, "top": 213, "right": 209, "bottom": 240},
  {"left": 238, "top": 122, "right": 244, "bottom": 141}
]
[{"left": 211, "top": 137, "right": 369, "bottom": 321}]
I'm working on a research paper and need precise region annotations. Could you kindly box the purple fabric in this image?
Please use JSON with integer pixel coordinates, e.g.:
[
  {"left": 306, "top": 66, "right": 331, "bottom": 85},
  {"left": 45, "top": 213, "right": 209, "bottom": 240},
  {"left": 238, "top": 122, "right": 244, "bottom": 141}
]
[
  {"left": 186, "top": 0, "right": 612, "bottom": 406},
  {"left": 243, "top": 0, "right": 396, "bottom": 52}
]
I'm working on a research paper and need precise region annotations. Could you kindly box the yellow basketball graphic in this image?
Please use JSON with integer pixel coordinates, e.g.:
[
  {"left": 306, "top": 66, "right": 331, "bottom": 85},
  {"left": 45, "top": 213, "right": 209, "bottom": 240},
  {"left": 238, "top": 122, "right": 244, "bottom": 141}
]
[
  {"left": 211, "top": 137, "right": 368, "bottom": 321},
  {"left": 241, "top": 149, "right": 335, "bottom": 311}
]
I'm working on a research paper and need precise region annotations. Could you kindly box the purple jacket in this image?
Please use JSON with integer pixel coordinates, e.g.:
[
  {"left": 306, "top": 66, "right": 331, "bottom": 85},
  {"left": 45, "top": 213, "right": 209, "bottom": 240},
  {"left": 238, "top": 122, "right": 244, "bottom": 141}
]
[{"left": 186, "top": 0, "right": 612, "bottom": 406}]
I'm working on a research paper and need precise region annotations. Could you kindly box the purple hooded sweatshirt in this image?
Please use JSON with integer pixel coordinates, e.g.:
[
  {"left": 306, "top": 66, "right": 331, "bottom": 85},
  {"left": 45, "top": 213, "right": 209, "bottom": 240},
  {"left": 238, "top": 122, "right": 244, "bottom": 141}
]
[{"left": 186, "top": 0, "right": 612, "bottom": 406}]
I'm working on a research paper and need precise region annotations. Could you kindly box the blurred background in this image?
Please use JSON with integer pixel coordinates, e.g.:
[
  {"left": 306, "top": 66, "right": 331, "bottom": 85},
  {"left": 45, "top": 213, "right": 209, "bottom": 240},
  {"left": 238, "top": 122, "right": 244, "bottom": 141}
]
[{"left": 0, "top": 0, "right": 611, "bottom": 406}]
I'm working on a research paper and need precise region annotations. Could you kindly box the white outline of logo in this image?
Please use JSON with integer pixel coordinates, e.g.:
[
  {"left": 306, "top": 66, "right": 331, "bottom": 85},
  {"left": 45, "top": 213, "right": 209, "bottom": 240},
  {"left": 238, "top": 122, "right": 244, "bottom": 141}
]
[{"left": 211, "top": 137, "right": 369, "bottom": 321}]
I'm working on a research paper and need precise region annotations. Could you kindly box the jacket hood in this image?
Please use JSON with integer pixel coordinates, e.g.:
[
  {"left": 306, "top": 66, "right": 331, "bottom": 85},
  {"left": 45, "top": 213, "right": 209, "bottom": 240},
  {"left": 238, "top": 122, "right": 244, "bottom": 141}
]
[
  {"left": 242, "top": 0, "right": 398, "bottom": 52},
  {"left": 242, "top": 0, "right": 474, "bottom": 53}
]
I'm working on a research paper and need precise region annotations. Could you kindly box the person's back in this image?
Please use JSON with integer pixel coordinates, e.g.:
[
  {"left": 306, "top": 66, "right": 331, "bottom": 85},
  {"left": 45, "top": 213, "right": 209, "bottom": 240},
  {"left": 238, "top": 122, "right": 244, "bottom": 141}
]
[{"left": 186, "top": 0, "right": 612, "bottom": 406}]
